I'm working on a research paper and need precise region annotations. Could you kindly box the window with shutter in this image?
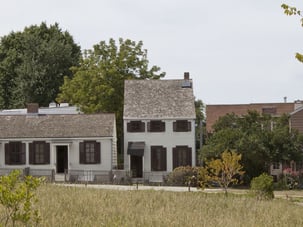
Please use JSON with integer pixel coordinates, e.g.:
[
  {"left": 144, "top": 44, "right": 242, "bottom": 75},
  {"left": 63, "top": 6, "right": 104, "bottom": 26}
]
[
  {"left": 173, "top": 120, "right": 191, "bottom": 132},
  {"left": 5, "top": 142, "right": 26, "bottom": 165},
  {"left": 151, "top": 146, "right": 167, "bottom": 171},
  {"left": 127, "top": 121, "right": 145, "bottom": 132},
  {"left": 79, "top": 141, "right": 101, "bottom": 164},
  {"left": 148, "top": 121, "right": 165, "bottom": 132},
  {"left": 29, "top": 142, "right": 50, "bottom": 165},
  {"left": 172, "top": 146, "right": 192, "bottom": 169}
]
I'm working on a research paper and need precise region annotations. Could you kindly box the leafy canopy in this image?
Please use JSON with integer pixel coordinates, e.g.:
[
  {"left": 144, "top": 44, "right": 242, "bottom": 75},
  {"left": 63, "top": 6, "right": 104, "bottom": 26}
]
[
  {"left": 57, "top": 38, "right": 165, "bottom": 114},
  {"left": 201, "top": 111, "right": 303, "bottom": 182},
  {"left": 0, "top": 22, "right": 81, "bottom": 108}
]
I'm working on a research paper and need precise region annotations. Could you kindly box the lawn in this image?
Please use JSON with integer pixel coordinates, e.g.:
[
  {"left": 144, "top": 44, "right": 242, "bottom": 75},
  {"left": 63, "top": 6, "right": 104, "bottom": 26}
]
[{"left": 4, "top": 184, "right": 303, "bottom": 226}]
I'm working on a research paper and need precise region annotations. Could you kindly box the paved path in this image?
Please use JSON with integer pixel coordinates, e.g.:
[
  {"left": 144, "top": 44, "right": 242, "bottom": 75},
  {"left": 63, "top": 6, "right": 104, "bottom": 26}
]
[{"left": 56, "top": 183, "right": 231, "bottom": 193}]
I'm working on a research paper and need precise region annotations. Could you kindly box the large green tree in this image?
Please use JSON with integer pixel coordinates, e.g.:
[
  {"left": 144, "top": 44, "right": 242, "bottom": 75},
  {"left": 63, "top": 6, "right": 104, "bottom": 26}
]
[
  {"left": 0, "top": 22, "right": 81, "bottom": 108},
  {"left": 201, "top": 111, "right": 303, "bottom": 183},
  {"left": 281, "top": 4, "right": 303, "bottom": 62},
  {"left": 57, "top": 38, "right": 165, "bottom": 163}
]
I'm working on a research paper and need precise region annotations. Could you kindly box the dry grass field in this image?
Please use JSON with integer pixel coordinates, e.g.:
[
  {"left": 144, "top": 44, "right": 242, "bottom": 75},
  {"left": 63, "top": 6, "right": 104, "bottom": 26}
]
[
  {"left": 4, "top": 184, "right": 303, "bottom": 226},
  {"left": 40, "top": 185, "right": 303, "bottom": 226}
]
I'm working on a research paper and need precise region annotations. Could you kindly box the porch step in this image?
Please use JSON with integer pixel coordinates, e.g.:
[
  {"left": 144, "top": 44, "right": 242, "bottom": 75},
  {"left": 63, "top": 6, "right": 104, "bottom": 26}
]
[
  {"left": 131, "top": 178, "right": 144, "bottom": 184},
  {"left": 55, "top": 174, "right": 65, "bottom": 182}
]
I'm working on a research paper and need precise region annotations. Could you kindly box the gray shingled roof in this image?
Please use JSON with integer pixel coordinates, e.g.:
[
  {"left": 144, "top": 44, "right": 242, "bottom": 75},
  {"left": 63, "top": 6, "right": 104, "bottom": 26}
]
[
  {"left": 0, "top": 114, "right": 115, "bottom": 139},
  {"left": 124, "top": 79, "right": 195, "bottom": 119}
]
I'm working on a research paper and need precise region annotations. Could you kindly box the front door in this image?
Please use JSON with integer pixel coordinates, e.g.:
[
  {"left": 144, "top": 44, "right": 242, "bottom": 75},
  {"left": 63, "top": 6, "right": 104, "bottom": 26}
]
[
  {"left": 56, "top": 146, "right": 68, "bottom": 173},
  {"left": 130, "top": 156, "right": 143, "bottom": 178}
]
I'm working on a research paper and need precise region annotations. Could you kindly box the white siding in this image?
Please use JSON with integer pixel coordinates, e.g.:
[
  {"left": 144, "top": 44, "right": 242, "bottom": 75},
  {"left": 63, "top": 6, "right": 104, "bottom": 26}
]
[
  {"left": 124, "top": 119, "right": 196, "bottom": 174},
  {"left": 0, "top": 138, "right": 114, "bottom": 172}
]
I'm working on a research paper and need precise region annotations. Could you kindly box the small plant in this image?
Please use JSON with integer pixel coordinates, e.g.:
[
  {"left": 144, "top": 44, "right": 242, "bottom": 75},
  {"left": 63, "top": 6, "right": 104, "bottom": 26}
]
[
  {"left": 250, "top": 173, "right": 274, "bottom": 200},
  {"left": 0, "top": 170, "right": 44, "bottom": 226},
  {"left": 205, "top": 150, "right": 244, "bottom": 195}
]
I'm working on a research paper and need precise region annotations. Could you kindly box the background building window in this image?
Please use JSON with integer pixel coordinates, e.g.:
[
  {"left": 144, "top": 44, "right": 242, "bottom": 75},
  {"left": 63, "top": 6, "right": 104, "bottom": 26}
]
[
  {"left": 151, "top": 146, "right": 167, "bottom": 171},
  {"left": 272, "top": 162, "right": 280, "bottom": 170},
  {"left": 79, "top": 141, "right": 101, "bottom": 164}
]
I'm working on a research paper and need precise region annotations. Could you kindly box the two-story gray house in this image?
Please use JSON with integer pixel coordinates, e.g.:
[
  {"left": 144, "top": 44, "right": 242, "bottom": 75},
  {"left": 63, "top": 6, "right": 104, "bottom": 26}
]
[{"left": 123, "top": 72, "right": 196, "bottom": 182}]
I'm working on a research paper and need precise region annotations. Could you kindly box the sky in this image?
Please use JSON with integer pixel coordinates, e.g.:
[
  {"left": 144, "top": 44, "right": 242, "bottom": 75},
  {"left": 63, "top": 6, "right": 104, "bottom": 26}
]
[{"left": 0, "top": 0, "right": 303, "bottom": 105}]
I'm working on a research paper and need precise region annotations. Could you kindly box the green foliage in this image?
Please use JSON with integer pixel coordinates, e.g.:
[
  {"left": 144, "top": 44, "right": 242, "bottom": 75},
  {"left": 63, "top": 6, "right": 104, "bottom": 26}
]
[
  {"left": 57, "top": 38, "right": 165, "bottom": 113},
  {"left": 57, "top": 38, "right": 165, "bottom": 160},
  {"left": 0, "top": 22, "right": 81, "bottom": 108},
  {"left": 167, "top": 166, "right": 207, "bottom": 187},
  {"left": 0, "top": 170, "right": 43, "bottom": 226},
  {"left": 281, "top": 4, "right": 303, "bottom": 63},
  {"left": 206, "top": 150, "right": 244, "bottom": 194},
  {"left": 250, "top": 173, "right": 274, "bottom": 200},
  {"left": 201, "top": 111, "right": 303, "bottom": 183}
]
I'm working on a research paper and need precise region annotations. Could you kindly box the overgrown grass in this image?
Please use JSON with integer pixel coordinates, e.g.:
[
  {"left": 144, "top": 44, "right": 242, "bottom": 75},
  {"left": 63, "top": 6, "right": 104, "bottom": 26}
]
[{"left": 3, "top": 184, "right": 303, "bottom": 226}]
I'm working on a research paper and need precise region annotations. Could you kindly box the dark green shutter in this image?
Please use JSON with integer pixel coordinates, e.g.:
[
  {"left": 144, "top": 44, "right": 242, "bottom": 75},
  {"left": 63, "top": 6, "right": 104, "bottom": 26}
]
[
  {"left": 187, "top": 147, "right": 192, "bottom": 166},
  {"left": 162, "top": 147, "right": 167, "bottom": 171},
  {"left": 45, "top": 143, "right": 50, "bottom": 164},
  {"left": 127, "top": 122, "right": 132, "bottom": 132},
  {"left": 29, "top": 143, "right": 34, "bottom": 164},
  {"left": 172, "top": 147, "right": 177, "bottom": 169},
  {"left": 21, "top": 143, "right": 26, "bottom": 164},
  {"left": 187, "top": 121, "right": 191, "bottom": 132},
  {"left": 95, "top": 142, "right": 101, "bottom": 164},
  {"left": 5, "top": 143, "right": 10, "bottom": 165},
  {"left": 140, "top": 122, "right": 145, "bottom": 132},
  {"left": 79, "top": 142, "right": 85, "bottom": 164},
  {"left": 161, "top": 121, "right": 165, "bottom": 132}
]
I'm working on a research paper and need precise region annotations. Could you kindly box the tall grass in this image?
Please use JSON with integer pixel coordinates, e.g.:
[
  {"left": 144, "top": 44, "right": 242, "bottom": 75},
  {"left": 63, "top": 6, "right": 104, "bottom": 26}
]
[{"left": 4, "top": 184, "right": 303, "bottom": 226}]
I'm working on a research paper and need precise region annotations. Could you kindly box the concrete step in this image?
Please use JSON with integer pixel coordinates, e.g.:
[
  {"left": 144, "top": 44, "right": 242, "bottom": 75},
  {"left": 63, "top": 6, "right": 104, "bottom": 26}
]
[{"left": 55, "top": 174, "right": 65, "bottom": 182}]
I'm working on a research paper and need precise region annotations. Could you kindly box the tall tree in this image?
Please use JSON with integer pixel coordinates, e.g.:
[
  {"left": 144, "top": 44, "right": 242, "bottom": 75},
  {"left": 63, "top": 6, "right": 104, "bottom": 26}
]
[
  {"left": 57, "top": 38, "right": 165, "bottom": 163},
  {"left": 195, "top": 99, "right": 205, "bottom": 154},
  {"left": 281, "top": 4, "right": 303, "bottom": 62},
  {"left": 0, "top": 22, "right": 81, "bottom": 108}
]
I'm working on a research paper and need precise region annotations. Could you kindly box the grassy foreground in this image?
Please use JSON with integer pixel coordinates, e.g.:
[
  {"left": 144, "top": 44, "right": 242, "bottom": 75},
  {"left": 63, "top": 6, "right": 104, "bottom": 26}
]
[{"left": 6, "top": 184, "right": 303, "bottom": 226}]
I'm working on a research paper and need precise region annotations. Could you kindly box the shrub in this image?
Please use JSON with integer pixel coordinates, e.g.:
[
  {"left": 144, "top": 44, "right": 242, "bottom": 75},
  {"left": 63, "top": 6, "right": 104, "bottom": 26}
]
[
  {"left": 167, "top": 166, "right": 201, "bottom": 187},
  {"left": 0, "top": 170, "right": 44, "bottom": 226},
  {"left": 250, "top": 173, "right": 274, "bottom": 200}
]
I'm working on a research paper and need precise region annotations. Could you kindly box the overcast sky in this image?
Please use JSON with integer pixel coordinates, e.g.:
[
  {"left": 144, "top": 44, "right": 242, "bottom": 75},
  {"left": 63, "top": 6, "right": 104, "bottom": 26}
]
[{"left": 1, "top": 0, "right": 302, "bottom": 105}]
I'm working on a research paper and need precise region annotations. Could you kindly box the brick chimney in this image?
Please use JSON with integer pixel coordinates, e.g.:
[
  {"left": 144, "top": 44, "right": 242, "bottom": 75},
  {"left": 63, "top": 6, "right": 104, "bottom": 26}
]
[
  {"left": 27, "top": 103, "right": 39, "bottom": 114},
  {"left": 184, "top": 72, "right": 190, "bottom": 80}
]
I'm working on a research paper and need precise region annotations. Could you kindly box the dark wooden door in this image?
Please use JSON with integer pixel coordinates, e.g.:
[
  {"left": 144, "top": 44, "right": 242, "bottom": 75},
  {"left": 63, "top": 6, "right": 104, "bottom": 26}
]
[
  {"left": 130, "top": 156, "right": 143, "bottom": 178},
  {"left": 57, "top": 146, "right": 68, "bottom": 173}
]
